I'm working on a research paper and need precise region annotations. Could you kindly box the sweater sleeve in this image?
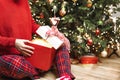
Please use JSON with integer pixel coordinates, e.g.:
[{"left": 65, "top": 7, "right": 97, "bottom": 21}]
[
  {"left": 0, "top": 36, "right": 16, "bottom": 47},
  {"left": 32, "top": 19, "right": 40, "bottom": 34}
]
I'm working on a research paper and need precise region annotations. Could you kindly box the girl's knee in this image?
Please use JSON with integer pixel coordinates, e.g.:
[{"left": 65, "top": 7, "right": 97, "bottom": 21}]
[{"left": 0, "top": 55, "right": 36, "bottom": 79}]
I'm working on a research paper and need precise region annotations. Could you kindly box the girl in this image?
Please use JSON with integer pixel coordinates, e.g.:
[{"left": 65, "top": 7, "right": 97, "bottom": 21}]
[{"left": 0, "top": 0, "right": 75, "bottom": 80}]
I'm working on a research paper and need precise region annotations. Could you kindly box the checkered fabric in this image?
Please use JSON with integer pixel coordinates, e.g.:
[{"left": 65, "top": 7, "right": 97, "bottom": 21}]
[
  {"left": 0, "top": 46, "right": 75, "bottom": 80},
  {"left": 0, "top": 55, "right": 39, "bottom": 80},
  {"left": 55, "top": 46, "right": 75, "bottom": 79}
]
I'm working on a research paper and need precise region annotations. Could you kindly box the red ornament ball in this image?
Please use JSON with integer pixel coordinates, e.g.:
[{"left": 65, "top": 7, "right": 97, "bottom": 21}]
[
  {"left": 87, "top": 38, "right": 93, "bottom": 46},
  {"left": 95, "top": 29, "right": 100, "bottom": 35},
  {"left": 39, "top": 12, "right": 44, "bottom": 19}
]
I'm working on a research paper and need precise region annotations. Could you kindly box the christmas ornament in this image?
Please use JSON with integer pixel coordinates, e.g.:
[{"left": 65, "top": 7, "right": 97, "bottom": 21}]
[
  {"left": 77, "top": 35, "right": 83, "bottom": 43},
  {"left": 83, "top": 33, "right": 90, "bottom": 40},
  {"left": 59, "top": 8, "right": 66, "bottom": 16},
  {"left": 59, "top": 1, "right": 67, "bottom": 16},
  {"left": 101, "top": 49, "right": 108, "bottom": 57},
  {"left": 47, "top": 0, "right": 53, "bottom": 4},
  {"left": 72, "top": 0, "right": 77, "bottom": 4},
  {"left": 86, "top": 0, "right": 92, "bottom": 8},
  {"left": 87, "top": 38, "right": 93, "bottom": 46},
  {"left": 97, "top": 20, "right": 103, "bottom": 25},
  {"left": 95, "top": 28, "right": 100, "bottom": 35},
  {"left": 72, "top": 0, "right": 77, "bottom": 3},
  {"left": 39, "top": 12, "right": 44, "bottom": 19}
]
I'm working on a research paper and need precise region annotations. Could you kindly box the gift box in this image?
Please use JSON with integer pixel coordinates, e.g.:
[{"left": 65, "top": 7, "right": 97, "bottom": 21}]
[
  {"left": 26, "top": 39, "right": 56, "bottom": 71},
  {"left": 80, "top": 55, "right": 98, "bottom": 64}
]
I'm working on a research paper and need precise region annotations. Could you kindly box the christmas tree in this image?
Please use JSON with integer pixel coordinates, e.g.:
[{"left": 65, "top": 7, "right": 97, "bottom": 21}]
[{"left": 29, "top": 0, "right": 120, "bottom": 58}]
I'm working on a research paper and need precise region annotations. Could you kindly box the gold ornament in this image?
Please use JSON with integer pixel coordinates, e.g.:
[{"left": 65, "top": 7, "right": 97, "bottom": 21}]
[
  {"left": 59, "top": 7, "right": 66, "bottom": 16},
  {"left": 59, "top": 1, "right": 67, "bottom": 16},
  {"left": 83, "top": 33, "right": 90, "bottom": 40},
  {"left": 86, "top": 0, "right": 92, "bottom": 8},
  {"left": 72, "top": 0, "right": 77, "bottom": 3},
  {"left": 47, "top": 0, "right": 53, "bottom": 4}
]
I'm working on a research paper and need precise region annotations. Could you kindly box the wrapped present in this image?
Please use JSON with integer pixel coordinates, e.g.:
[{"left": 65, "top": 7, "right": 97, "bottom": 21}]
[
  {"left": 26, "top": 39, "right": 56, "bottom": 71},
  {"left": 80, "top": 55, "right": 98, "bottom": 64}
]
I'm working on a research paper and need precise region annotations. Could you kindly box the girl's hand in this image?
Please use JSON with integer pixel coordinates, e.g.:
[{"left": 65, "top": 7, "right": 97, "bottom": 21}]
[
  {"left": 15, "top": 39, "right": 35, "bottom": 57},
  {"left": 46, "top": 26, "right": 58, "bottom": 36}
]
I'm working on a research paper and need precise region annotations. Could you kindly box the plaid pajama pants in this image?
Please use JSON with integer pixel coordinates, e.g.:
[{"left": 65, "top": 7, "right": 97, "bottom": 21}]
[{"left": 0, "top": 46, "right": 74, "bottom": 80}]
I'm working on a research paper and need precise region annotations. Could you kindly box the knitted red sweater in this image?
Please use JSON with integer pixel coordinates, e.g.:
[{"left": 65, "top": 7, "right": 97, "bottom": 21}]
[{"left": 0, "top": 0, "right": 39, "bottom": 55}]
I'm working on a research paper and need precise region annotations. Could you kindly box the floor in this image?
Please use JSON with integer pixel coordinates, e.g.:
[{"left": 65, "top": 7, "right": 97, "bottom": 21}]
[
  {"left": 39, "top": 56, "right": 120, "bottom": 80},
  {"left": 0, "top": 56, "right": 120, "bottom": 80}
]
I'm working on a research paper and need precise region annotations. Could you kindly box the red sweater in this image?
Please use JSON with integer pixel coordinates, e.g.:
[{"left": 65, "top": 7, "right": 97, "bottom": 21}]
[{"left": 0, "top": 0, "right": 39, "bottom": 55}]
